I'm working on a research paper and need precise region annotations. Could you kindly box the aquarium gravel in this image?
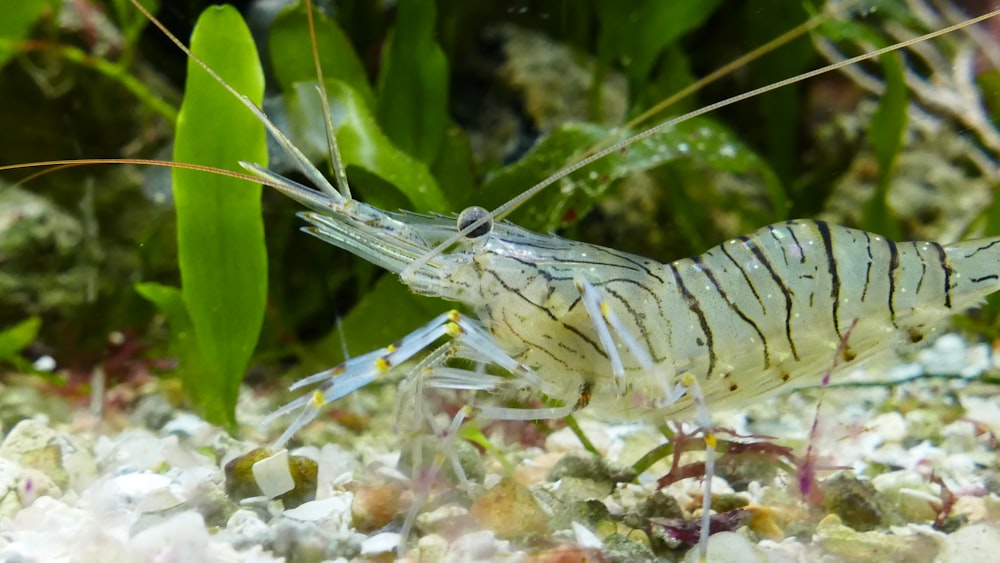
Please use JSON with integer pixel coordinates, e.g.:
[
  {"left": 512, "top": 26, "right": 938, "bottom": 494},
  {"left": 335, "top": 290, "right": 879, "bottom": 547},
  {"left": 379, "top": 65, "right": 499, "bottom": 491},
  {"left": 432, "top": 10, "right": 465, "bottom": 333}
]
[{"left": 0, "top": 333, "right": 999, "bottom": 562}]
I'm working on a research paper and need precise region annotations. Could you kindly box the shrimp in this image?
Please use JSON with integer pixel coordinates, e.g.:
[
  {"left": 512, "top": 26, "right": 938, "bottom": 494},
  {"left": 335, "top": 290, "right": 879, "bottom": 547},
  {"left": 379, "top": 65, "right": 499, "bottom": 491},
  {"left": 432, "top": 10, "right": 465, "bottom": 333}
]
[
  {"left": 5, "top": 1, "right": 1000, "bottom": 559},
  {"left": 238, "top": 6, "right": 1000, "bottom": 557}
]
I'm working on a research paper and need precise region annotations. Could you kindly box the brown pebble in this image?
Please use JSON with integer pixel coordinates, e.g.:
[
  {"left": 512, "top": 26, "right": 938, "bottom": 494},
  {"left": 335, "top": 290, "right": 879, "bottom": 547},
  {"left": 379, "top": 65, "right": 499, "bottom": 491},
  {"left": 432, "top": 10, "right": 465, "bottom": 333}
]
[
  {"left": 351, "top": 481, "right": 407, "bottom": 532},
  {"left": 470, "top": 477, "right": 549, "bottom": 540}
]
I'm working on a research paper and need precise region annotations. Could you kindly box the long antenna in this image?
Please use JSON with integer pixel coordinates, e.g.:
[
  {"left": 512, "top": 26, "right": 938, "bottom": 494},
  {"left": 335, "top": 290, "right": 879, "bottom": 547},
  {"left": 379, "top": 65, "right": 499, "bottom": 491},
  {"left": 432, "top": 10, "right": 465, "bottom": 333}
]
[
  {"left": 128, "top": 0, "right": 342, "bottom": 201},
  {"left": 400, "top": 7, "right": 1000, "bottom": 282}
]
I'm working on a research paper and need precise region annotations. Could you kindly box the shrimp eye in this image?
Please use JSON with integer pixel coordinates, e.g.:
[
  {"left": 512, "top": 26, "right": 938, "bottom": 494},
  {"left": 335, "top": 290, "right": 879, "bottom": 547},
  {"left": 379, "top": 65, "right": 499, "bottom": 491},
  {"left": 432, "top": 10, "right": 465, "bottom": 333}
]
[{"left": 457, "top": 206, "right": 493, "bottom": 239}]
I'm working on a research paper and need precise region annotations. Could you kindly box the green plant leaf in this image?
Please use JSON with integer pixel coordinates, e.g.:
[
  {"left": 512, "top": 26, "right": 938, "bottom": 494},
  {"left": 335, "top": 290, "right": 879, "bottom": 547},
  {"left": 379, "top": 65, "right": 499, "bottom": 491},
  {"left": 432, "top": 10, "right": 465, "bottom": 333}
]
[
  {"left": 376, "top": 0, "right": 449, "bottom": 165},
  {"left": 269, "top": 1, "right": 375, "bottom": 110},
  {"left": 863, "top": 50, "right": 907, "bottom": 239},
  {"left": 595, "top": 0, "right": 723, "bottom": 105},
  {"left": 743, "top": 2, "right": 816, "bottom": 186},
  {"left": 867, "top": 53, "right": 908, "bottom": 177},
  {"left": 134, "top": 282, "right": 199, "bottom": 367},
  {"left": 285, "top": 79, "right": 449, "bottom": 213},
  {"left": 0, "top": 0, "right": 57, "bottom": 69},
  {"left": 0, "top": 317, "right": 41, "bottom": 369},
  {"left": 480, "top": 117, "right": 783, "bottom": 232},
  {"left": 431, "top": 126, "right": 478, "bottom": 208},
  {"left": 172, "top": 5, "right": 268, "bottom": 430}
]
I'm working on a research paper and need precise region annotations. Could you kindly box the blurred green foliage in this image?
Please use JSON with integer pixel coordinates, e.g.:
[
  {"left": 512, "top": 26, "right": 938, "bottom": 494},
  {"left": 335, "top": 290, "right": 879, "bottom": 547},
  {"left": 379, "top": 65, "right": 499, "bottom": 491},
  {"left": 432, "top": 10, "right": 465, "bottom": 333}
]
[
  {"left": 1, "top": 0, "right": 998, "bottom": 414},
  {"left": 0, "top": 318, "right": 42, "bottom": 372}
]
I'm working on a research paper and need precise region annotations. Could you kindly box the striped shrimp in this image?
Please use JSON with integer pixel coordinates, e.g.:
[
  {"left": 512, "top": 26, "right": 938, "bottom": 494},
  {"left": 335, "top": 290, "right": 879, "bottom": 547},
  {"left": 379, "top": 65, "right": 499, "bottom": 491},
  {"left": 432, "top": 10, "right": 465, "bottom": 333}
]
[
  {"left": 6, "top": 0, "right": 1000, "bottom": 559},
  {"left": 238, "top": 5, "right": 1000, "bottom": 556}
]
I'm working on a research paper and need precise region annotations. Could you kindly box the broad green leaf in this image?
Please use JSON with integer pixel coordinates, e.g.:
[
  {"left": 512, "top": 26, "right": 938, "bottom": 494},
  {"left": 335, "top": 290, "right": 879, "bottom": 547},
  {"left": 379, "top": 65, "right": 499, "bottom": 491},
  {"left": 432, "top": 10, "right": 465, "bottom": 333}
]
[
  {"left": 269, "top": 1, "right": 375, "bottom": 110},
  {"left": 172, "top": 6, "right": 268, "bottom": 430},
  {"left": 863, "top": 50, "right": 907, "bottom": 240},
  {"left": 431, "top": 126, "right": 478, "bottom": 208},
  {"left": 480, "top": 117, "right": 784, "bottom": 233},
  {"left": 980, "top": 70, "right": 1000, "bottom": 131},
  {"left": 980, "top": 70, "right": 1000, "bottom": 237},
  {"left": 595, "top": 0, "right": 723, "bottom": 106},
  {"left": 0, "top": 0, "right": 56, "bottom": 69},
  {"left": 0, "top": 317, "right": 41, "bottom": 367},
  {"left": 867, "top": 52, "right": 909, "bottom": 175},
  {"left": 134, "top": 282, "right": 199, "bottom": 367},
  {"left": 815, "top": 16, "right": 908, "bottom": 238},
  {"left": 376, "top": 0, "right": 449, "bottom": 165},
  {"left": 743, "top": 2, "right": 816, "bottom": 186},
  {"left": 285, "top": 79, "right": 449, "bottom": 213}
]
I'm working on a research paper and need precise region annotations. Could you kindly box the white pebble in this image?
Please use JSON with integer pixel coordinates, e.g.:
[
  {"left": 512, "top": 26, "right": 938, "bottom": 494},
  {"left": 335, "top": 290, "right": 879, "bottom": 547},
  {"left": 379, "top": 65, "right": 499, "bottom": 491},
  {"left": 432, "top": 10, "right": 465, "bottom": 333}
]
[
  {"left": 360, "top": 532, "right": 400, "bottom": 555},
  {"left": 684, "top": 532, "right": 769, "bottom": 563},
  {"left": 938, "top": 522, "right": 1000, "bottom": 562},
  {"left": 281, "top": 494, "right": 353, "bottom": 525},
  {"left": 571, "top": 521, "right": 603, "bottom": 548},
  {"left": 129, "top": 511, "right": 210, "bottom": 562},
  {"left": 870, "top": 412, "right": 907, "bottom": 443},
  {"left": 252, "top": 449, "right": 295, "bottom": 499}
]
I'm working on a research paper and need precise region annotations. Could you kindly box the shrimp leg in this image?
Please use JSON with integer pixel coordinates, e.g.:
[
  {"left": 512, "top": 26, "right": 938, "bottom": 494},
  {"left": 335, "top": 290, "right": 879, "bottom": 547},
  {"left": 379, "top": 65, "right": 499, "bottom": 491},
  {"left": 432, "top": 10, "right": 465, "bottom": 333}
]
[
  {"left": 576, "top": 276, "right": 717, "bottom": 557},
  {"left": 267, "top": 309, "right": 587, "bottom": 449}
]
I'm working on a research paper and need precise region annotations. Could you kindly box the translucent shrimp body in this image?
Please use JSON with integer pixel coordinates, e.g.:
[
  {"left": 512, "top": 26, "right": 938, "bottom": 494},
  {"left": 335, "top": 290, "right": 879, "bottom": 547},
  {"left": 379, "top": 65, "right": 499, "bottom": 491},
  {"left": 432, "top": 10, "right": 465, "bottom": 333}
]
[
  {"left": 261, "top": 168, "right": 1000, "bottom": 438},
  {"left": 112, "top": 0, "right": 1000, "bottom": 557}
]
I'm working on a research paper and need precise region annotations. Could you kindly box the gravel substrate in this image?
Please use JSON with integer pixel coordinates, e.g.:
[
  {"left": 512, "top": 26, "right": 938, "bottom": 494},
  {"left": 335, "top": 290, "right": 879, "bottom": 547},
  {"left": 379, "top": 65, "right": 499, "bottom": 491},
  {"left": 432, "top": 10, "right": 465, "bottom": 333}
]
[{"left": 1, "top": 333, "right": 1000, "bottom": 562}]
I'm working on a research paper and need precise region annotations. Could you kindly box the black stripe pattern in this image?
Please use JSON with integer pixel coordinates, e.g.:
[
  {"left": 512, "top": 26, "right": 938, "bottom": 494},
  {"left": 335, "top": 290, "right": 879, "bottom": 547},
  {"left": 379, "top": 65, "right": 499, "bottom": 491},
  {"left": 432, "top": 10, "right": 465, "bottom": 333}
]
[{"left": 461, "top": 218, "right": 1000, "bottom": 420}]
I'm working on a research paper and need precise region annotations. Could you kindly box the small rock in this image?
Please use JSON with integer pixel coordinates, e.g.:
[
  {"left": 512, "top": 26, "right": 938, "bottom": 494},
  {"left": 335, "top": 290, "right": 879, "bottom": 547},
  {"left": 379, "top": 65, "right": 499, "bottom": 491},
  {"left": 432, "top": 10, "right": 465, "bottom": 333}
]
[
  {"left": 898, "top": 488, "right": 941, "bottom": 523},
  {"left": 80, "top": 471, "right": 174, "bottom": 522},
  {"left": 814, "top": 516, "right": 939, "bottom": 562},
  {"left": 551, "top": 476, "right": 614, "bottom": 503},
  {"left": 269, "top": 513, "right": 363, "bottom": 561},
  {"left": 635, "top": 490, "right": 683, "bottom": 520},
  {"left": 8, "top": 496, "right": 129, "bottom": 561},
  {"left": 938, "top": 522, "right": 1000, "bottom": 562},
  {"left": 416, "top": 503, "right": 471, "bottom": 536},
  {"left": 224, "top": 448, "right": 317, "bottom": 508},
  {"left": 712, "top": 493, "right": 750, "bottom": 513},
  {"left": 530, "top": 543, "right": 608, "bottom": 562},
  {"left": 547, "top": 451, "right": 635, "bottom": 483},
  {"left": 747, "top": 505, "right": 785, "bottom": 541},
  {"left": 603, "top": 534, "right": 659, "bottom": 563},
  {"left": 683, "top": 531, "right": 768, "bottom": 563},
  {"left": 904, "top": 409, "right": 944, "bottom": 444},
  {"left": 470, "top": 478, "right": 549, "bottom": 540},
  {"left": 872, "top": 470, "right": 941, "bottom": 523},
  {"left": 442, "top": 530, "right": 508, "bottom": 563},
  {"left": 0, "top": 457, "right": 59, "bottom": 518},
  {"left": 351, "top": 480, "right": 407, "bottom": 532},
  {"left": 953, "top": 495, "right": 989, "bottom": 522},
  {"left": 93, "top": 429, "right": 166, "bottom": 472},
  {"left": 360, "top": 532, "right": 400, "bottom": 555},
  {"left": 0, "top": 419, "right": 96, "bottom": 491},
  {"left": 129, "top": 511, "right": 210, "bottom": 562},
  {"left": 415, "top": 533, "right": 449, "bottom": 562},
  {"left": 571, "top": 521, "right": 603, "bottom": 548},
  {"left": 550, "top": 499, "right": 611, "bottom": 532},
  {"left": 220, "top": 509, "right": 270, "bottom": 551},
  {"left": 252, "top": 449, "right": 295, "bottom": 499},
  {"left": 315, "top": 443, "right": 361, "bottom": 495},
  {"left": 821, "top": 473, "right": 886, "bottom": 531},
  {"left": 282, "top": 493, "right": 353, "bottom": 528},
  {"left": 870, "top": 412, "right": 907, "bottom": 443}
]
